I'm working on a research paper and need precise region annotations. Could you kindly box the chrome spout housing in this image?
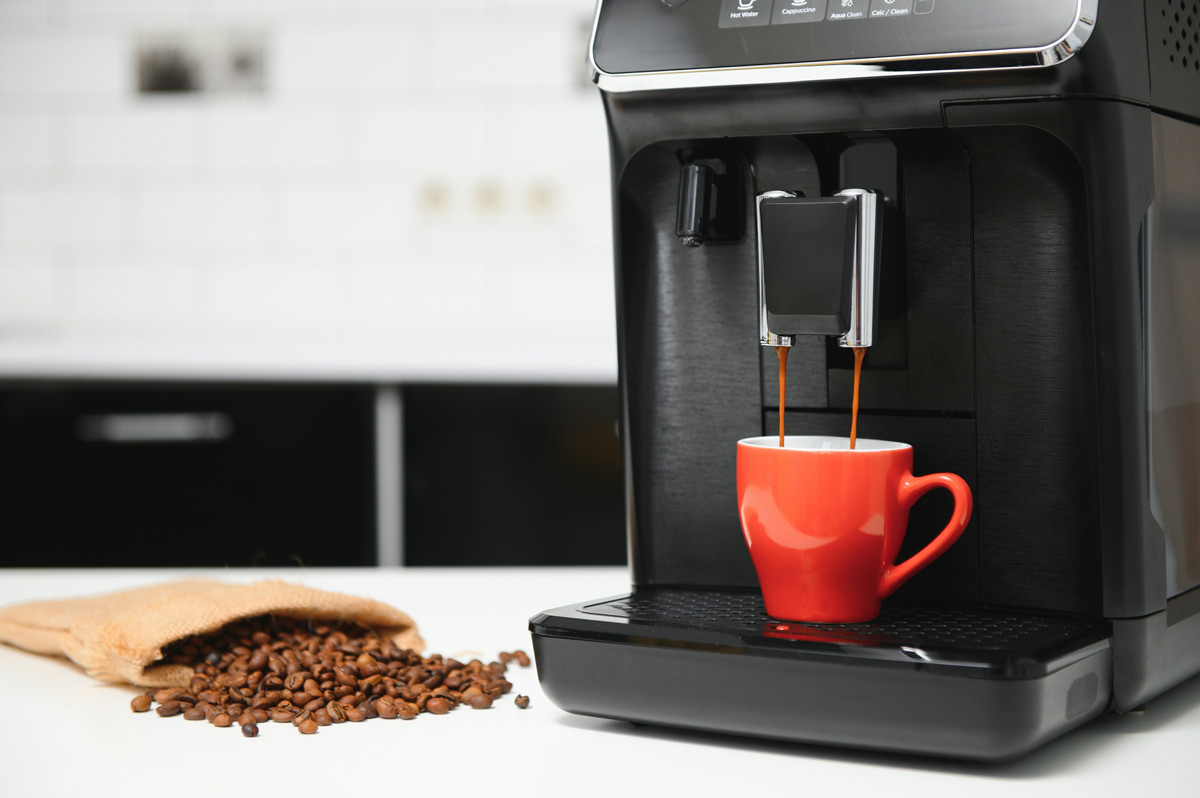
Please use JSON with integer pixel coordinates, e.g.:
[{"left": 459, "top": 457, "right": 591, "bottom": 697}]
[{"left": 834, "top": 188, "right": 881, "bottom": 349}]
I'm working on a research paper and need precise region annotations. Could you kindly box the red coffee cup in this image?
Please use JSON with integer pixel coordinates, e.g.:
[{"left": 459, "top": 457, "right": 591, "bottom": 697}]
[{"left": 737, "top": 435, "right": 973, "bottom": 623}]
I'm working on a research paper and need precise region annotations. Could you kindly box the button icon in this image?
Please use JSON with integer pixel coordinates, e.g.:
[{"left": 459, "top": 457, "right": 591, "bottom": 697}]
[
  {"left": 773, "top": 0, "right": 827, "bottom": 24},
  {"left": 869, "top": 0, "right": 913, "bottom": 18},
  {"left": 914, "top": 0, "right": 934, "bottom": 13},
  {"left": 827, "top": 0, "right": 869, "bottom": 21},
  {"left": 718, "top": 0, "right": 772, "bottom": 28}
]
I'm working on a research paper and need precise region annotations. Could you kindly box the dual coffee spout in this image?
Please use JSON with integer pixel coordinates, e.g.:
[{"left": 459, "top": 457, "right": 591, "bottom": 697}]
[{"left": 755, "top": 188, "right": 883, "bottom": 350}]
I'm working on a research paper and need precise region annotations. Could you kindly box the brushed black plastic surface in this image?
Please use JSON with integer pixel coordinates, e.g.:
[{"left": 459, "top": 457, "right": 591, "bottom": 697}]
[
  {"left": 960, "top": 126, "right": 1102, "bottom": 616},
  {"left": 618, "top": 142, "right": 762, "bottom": 588},
  {"left": 944, "top": 100, "right": 1160, "bottom": 620}
]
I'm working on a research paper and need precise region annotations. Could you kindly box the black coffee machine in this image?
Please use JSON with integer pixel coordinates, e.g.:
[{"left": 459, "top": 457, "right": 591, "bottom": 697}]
[{"left": 530, "top": 0, "right": 1200, "bottom": 760}]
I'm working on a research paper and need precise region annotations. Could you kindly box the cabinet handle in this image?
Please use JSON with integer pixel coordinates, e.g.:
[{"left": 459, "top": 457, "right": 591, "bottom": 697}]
[{"left": 77, "top": 413, "right": 234, "bottom": 444}]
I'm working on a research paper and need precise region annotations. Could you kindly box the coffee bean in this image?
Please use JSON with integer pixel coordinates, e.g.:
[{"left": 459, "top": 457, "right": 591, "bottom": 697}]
[
  {"left": 132, "top": 614, "right": 526, "bottom": 737},
  {"left": 514, "top": 651, "right": 531, "bottom": 668},
  {"left": 298, "top": 718, "right": 319, "bottom": 735},
  {"left": 156, "top": 701, "right": 183, "bottom": 717},
  {"left": 515, "top": 695, "right": 530, "bottom": 709},
  {"left": 376, "top": 698, "right": 398, "bottom": 719},
  {"left": 241, "top": 722, "right": 259, "bottom": 738},
  {"left": 247, "top": 650, "right": 268, "bottom": 672}
]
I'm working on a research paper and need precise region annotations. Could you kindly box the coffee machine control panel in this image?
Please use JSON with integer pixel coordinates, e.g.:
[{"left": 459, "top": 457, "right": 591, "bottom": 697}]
[{"left": 591, "top": 0, "right": 1095, "bottom": 91}]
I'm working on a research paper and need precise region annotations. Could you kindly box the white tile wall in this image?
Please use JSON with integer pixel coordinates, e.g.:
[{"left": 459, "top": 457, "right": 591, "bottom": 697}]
[
  {"left": 0, "top": 0, "right": 615, "bottom": 372},
  {"left": 0, "top": 29, "right": 127, "bottom": 97},
  {"left": 134, "top": 181, "right": 267, "bottom": 248},
  {"left": 0, "top": 111, "right": 56, "bottom": 171},
  {"left": 66, "top": 106, "right": 196, "bottom": 171},
  {"left": 0, "top": 184, "right": 126, "bottom": 246}
]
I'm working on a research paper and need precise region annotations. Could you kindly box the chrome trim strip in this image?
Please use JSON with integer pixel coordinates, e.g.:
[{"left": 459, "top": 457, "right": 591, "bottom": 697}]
[{"left": 589, "top": 0, "right": 1097, "bottom": 93}]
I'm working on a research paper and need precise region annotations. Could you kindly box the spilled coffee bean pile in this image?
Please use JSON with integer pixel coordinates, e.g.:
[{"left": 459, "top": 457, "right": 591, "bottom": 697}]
[{"left": 130, "top": 615, "right": 532, "bottom": 736}]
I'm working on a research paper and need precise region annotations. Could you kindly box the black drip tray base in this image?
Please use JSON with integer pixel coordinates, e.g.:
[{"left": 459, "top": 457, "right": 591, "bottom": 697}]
[{"left": 529, "top": 587, "right": 1114, "bottom": 761}]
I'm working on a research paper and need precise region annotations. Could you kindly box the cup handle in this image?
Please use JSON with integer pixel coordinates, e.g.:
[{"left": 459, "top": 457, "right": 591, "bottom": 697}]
[{"left": 877, "top": 472, "right": 973, "bottom": 599}]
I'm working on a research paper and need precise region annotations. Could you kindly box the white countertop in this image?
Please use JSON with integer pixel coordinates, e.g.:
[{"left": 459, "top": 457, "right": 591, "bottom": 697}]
[{"left": 2, "top": 568, "right": 1198, "bottom": 798}]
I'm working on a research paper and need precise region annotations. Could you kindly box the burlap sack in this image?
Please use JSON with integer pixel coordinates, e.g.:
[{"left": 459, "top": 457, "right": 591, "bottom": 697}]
[{"left": 0, "top": 579, "right": 424, "bottom": 687}]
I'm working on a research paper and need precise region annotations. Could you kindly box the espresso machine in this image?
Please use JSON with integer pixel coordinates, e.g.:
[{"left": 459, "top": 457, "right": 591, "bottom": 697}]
[{"left": 530, "top": 0, "right": 1200, "bottom": 760}]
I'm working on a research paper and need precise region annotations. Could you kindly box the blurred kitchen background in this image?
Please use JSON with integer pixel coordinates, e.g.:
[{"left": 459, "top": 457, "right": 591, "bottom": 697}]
[{"left": 0, "top": 0, "right": 624, "bottom": 568}]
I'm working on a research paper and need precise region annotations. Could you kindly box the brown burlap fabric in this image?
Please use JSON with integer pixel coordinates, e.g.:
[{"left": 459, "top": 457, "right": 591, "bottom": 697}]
[{"left": 0, "top": 579, "right": 424, "bottom": 687}]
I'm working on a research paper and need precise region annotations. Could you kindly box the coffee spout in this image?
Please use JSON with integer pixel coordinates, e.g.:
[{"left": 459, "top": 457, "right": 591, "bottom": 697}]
[
  {"left": 756, "top": 188, "right": 883, "bottom": 349},
  {"left": 832, "top": 189, "right": 881, "bottom": 349}
]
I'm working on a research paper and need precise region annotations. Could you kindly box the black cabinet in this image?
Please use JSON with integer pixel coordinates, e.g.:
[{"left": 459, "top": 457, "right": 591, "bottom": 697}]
[
  {"left": 403, "top": 384, "right": 625, "bottom": 566},
  {"left": 0, "top": 384, "right": 376, "bottom": 567}
]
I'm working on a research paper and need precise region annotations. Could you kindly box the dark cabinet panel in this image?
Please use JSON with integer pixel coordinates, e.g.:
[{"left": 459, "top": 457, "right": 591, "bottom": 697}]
[
  {"left": 0, "top": 384, "right": 375, "bottom": 567},
  {"left": 403, "top": 384, "right": 625, "bottom": 566}
]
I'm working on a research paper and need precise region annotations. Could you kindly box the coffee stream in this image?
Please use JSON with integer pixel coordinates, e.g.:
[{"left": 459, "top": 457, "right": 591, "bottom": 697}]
[
  {"left": 775, "top": 346, "right": 789, "bottom": 447},
  {"left": 775, "top": 345, "right": 867, "bottom": 449},
  {"left": 849, "top": 346, "right": 866, "bottom": 449}
]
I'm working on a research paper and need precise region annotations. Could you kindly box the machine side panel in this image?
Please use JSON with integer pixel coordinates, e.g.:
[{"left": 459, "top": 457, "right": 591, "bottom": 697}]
[
  {"left": 948, "top": 100, "right": 1162, "bottom": 620},
  {"left": 1148, "top": 113, "right": 1200, "bottom": 597},
  {"left": 618, "top": 143, "right": 762, "bottom": 588},
  {"left": 1145, "top": 0, "right": 1200, "bottom": 121},
  {"left": 961, "top": 126, "right": 1104, "bottom": 616}
]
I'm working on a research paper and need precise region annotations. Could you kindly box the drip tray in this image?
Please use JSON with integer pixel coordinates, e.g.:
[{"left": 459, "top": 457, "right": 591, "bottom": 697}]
[{"left": 529, "top": 588, "right": 1114, "bottom": 761}]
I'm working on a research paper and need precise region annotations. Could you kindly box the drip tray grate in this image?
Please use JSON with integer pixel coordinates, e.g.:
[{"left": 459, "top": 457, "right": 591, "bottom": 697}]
[{"left": 577, "top": 587, "right": 1109, "bottom": 667}]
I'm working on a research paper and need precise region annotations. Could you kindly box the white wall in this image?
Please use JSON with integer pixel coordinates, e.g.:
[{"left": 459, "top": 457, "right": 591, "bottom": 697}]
[{"left": 0, "top": 0, "right": 615, "bottom": 376}]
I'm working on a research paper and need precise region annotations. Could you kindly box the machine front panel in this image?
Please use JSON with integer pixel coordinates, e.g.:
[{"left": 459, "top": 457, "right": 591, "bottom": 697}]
[{"left": 593, "top": 0, "right": 1083, "bottom": 76}]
